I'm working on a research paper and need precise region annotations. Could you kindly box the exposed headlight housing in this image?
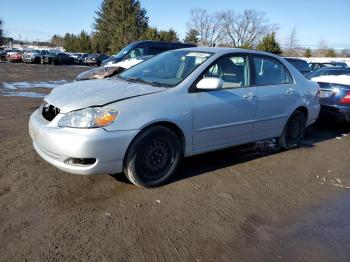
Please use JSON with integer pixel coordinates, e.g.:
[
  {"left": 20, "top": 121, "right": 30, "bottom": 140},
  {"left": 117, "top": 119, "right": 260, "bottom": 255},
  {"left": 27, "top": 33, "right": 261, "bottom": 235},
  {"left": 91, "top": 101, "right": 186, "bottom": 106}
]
[{"left": 58, "top": 107, "right": 118, "bottom": 128}]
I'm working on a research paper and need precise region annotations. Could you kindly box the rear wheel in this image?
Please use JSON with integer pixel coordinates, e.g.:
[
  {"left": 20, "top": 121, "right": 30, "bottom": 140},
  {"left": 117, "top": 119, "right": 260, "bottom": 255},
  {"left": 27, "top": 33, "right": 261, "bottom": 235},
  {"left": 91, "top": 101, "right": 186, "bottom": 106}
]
[
  {"left": 278, "top": 110, "right": 306, "bottom": 149},
  {"left": 123, "top": 126, "right": 182, "bottom": 187}
]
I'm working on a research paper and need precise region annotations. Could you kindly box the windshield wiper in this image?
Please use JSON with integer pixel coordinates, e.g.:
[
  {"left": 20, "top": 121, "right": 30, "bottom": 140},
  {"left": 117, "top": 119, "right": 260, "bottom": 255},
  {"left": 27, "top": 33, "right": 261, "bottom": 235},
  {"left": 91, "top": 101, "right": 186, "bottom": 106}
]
[{"left": 116, "top": 75, "right": 171, "bottom": 88}]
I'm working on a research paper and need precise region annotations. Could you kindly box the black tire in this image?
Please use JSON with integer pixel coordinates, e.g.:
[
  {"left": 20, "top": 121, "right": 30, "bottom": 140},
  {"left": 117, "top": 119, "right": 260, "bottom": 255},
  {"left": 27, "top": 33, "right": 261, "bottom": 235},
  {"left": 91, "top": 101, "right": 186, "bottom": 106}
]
[
  {"left": 123, "top": 126, "right": 183, "bottom": 187},
  {"left": 278, "top": 110, "right": 306, "bottom": 150}
]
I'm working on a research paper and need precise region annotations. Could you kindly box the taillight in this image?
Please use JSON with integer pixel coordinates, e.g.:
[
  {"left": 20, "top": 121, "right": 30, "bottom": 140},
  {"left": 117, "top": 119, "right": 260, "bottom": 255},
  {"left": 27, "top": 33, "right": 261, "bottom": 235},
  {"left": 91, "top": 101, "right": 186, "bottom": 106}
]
[{"left": 340, "top": 92, "right": 350, "bottom": 104}]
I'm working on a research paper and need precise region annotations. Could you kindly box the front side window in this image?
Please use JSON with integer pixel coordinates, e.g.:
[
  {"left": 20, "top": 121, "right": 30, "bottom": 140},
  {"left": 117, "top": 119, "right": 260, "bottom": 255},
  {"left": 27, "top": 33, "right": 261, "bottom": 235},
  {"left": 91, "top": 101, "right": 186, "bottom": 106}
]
[
  {"left": 119, "top": 50, "right": 212, "bottom": 87},
  {"left": 253, "top": 56, "right": 292, "bottom": 86},
  {"left": 203, "top": 55, "right": 250, "bottom": 89}
]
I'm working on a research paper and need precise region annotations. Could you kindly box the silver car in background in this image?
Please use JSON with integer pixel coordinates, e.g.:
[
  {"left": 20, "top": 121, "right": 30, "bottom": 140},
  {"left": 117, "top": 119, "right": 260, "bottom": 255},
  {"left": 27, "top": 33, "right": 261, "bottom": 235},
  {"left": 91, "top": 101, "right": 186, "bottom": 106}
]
[{"left": 29, "top": 48, "right": 320, "bottom": 187}]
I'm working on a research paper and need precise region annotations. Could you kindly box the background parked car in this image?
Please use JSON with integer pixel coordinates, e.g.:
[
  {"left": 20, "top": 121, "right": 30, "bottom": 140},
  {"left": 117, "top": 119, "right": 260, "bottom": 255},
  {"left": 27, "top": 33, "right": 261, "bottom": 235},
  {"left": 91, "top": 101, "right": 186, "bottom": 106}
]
[
  {"left": 7, "top": 50, "right": 23, "bottom": 63},
  {"left": 76, "top": 53, "right": 89, "bottom": 65},
  {"left": 0, "top": 49, "right": 8, "bottom": 61},
  {"left": 22, "top": 49, "right": 49, "bottom": 64},
  {"left": 83, "top": 54, "right": 109, "bottom": 66},
  {"left": 306, "top": 67, "right": 350, "bottom": 80},
  {"left": 101, "top": 40, "right": 196, "bottom": 66},
  {"left": 41, "top": 52, "right": 75, "bottom": 65},
  {"left": 2, "top": 49, "right": 20, "bottom": 61},
  {"left": 284, "top": 58, "right": 310, "bottom": 76},
  {"left": 313, "top": 75, "right": 350, "bottom": 122},
  {"left": 309, "top": 61, "right": 348, "bottom": 71}
]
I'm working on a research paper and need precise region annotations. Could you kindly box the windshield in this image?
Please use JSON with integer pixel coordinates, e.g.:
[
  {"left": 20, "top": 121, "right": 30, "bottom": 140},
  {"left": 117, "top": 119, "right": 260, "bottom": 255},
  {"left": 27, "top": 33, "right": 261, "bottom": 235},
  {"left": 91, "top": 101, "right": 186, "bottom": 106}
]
[
  {"left": 114, "top": 43, "right": 137, "bottom": 59},
  {"left": 118, "top": 50, "right": 212, "bottom": 87}
]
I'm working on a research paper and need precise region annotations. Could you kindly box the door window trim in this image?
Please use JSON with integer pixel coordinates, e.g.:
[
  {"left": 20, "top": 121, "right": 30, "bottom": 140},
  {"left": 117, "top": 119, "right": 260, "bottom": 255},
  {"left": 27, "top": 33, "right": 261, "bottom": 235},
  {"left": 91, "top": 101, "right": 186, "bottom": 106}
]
[{"left": 189, "top": 53, "right": 252, "bottom": 93}]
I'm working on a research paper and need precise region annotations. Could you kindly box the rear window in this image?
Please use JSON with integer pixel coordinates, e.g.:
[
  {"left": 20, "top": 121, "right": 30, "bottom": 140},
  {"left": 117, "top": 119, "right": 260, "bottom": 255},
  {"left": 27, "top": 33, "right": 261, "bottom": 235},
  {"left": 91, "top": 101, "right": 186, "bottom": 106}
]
[{"left": 297, "top": 60, "right": 310, "bottom": 72}]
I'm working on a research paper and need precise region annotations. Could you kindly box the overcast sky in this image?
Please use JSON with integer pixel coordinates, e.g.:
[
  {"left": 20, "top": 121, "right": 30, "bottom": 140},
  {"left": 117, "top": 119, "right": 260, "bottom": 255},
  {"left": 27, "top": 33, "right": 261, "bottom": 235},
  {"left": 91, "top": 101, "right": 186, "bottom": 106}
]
[{"left": 2, "top": 0, "right": 350, "bottom": 50}]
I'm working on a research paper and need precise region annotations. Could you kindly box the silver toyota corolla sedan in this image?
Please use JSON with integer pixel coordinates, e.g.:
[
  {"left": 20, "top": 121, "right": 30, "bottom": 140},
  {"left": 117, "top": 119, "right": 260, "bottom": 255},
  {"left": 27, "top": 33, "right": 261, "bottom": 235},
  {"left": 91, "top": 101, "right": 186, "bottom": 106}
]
[{"left": 29, "top": 48, "right": 320, "bottom": 187}]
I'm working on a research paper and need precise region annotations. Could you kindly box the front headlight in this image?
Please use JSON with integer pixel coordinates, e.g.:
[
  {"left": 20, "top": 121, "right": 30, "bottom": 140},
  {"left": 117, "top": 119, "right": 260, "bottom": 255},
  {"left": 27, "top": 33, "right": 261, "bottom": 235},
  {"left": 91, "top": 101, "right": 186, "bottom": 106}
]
[{"left": 58, "top": 107, "right": 118, "bottom": 128}]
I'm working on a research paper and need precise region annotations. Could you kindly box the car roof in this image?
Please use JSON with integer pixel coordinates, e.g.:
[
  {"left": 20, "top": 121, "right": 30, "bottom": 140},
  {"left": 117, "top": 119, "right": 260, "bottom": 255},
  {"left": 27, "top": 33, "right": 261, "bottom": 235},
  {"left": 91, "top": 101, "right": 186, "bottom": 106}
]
[
  {"left": 284, "top": 57, "right": 306, "bottom": 61},
  {"left": 316, "top": 67, "right": 350, "bottom": 71},
  {"left": 170, "top": 47, "right": 282, "bottom": 57}
]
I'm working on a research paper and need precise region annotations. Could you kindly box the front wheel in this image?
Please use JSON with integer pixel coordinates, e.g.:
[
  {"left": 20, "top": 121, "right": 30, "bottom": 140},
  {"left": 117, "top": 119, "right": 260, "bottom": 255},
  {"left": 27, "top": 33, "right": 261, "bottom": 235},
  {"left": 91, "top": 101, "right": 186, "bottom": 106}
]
[
  {"left": 123, "top": 126, "right": 182, "bottom": 187},
  {"left": 278, "top": 110, "right": 306, "bottom": 150}
]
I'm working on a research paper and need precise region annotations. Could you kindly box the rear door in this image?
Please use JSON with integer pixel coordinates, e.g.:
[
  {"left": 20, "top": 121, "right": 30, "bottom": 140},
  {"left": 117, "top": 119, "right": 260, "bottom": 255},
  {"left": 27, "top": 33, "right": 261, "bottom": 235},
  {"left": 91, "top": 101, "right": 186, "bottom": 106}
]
[
  {"left": 193, "top": 54, "right": 257, "bottom": 151},
  {"left": 252, "top": 55, "right": 299, "bottom": 138}
]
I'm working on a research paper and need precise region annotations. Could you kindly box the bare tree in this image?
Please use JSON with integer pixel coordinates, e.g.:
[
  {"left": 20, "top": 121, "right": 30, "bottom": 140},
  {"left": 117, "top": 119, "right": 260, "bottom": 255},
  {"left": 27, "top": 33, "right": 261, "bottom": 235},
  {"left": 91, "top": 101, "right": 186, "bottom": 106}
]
[
  {"left": 187, "top": 9, "right": 225, "bottom": 46},
  {"left": 283, "top": 26, "right": 301, "bottom": 56},
  {"left": 286, "top": 26, "right": 298, "bottom": 50},
  {"left": 221, "top": 9, "right": 276, "bottom": 47}
]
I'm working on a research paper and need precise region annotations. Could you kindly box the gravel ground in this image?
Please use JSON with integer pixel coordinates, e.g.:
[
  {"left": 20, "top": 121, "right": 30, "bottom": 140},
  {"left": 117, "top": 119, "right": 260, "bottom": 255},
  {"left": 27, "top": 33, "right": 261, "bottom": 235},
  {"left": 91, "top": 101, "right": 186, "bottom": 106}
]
[{"left": 0, "top": 63, "right": 350, "bottom": 262}]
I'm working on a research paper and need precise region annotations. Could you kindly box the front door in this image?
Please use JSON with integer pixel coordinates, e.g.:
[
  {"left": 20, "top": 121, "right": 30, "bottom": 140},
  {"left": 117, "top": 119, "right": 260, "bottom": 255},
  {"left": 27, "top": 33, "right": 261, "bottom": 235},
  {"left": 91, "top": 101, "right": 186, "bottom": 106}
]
[{"left": 193, "top": 54, "right": 257, "bottom": 152}]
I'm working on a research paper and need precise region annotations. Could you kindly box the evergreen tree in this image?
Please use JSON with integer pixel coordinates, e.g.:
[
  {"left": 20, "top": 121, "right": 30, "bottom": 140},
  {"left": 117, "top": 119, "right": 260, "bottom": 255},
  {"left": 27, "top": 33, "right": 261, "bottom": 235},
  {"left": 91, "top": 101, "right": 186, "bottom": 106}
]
[
  {"left": 256, "top": 32, "right": 282, "bottom": 54},
  {"left": 139, "top": 27, "right": 159, "bottom": 40},
  {"left": 78, "top": 31, "right": 92, "bottom": 53},
  {"left": 324, "top": 48, "right": 336, "bottom": 57},
  {"left": 0, "top": 19, "right": 3, "bottom": 45},
  {"left": 139, "top": 27, "right": 179, "bottom": 42},
  {"left": 93, "top": 0, "right": 148, "bottom": 54},
  {"left": 158, "top": 29, "right": 178, "bottom": 42},
  {"left": 304, "top": 48, "right": 312, "bottom": 58},
  {"left": 184, "top": 29, "right": 199, "bottom": 45}
]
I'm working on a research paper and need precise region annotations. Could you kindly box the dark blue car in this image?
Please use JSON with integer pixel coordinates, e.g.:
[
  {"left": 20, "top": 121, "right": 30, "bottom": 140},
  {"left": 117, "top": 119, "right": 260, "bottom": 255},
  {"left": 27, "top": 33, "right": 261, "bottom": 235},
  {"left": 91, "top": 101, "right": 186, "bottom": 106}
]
[
  {"left": 318, "top": 78, "right": 350, "bottom": 122},
  {"left": 101, "top": 40, "right": 196, "bottom": 66}
]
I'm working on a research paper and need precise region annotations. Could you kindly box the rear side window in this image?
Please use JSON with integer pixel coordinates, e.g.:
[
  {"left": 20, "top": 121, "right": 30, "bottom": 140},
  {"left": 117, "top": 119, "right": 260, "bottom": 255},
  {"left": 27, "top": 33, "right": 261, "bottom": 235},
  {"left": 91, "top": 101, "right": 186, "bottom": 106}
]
[{"left": 253, "top": 56, "right": 292, "bottom": 86}]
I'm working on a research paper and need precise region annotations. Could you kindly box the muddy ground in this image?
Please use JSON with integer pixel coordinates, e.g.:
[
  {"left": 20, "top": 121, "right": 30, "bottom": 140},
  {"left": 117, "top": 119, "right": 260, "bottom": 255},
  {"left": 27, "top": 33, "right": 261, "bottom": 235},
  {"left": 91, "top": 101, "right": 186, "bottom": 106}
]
[{"left": 0, "top": 62, "right": 350, "bottom": 262}]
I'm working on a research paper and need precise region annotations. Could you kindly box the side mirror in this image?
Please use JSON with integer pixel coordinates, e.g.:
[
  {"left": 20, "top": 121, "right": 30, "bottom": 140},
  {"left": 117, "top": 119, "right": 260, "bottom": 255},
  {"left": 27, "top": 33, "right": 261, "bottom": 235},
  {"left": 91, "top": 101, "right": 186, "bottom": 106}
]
[{"left": 196, "top": 77, "right": 223, "bottom": 90}]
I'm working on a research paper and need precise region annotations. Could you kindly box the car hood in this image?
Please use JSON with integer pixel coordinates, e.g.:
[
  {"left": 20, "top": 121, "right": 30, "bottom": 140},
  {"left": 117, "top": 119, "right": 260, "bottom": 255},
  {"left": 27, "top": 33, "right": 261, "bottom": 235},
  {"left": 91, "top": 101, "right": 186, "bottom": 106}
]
[{"left": 45, "top": 78, "right": 166, "bottom": 113}]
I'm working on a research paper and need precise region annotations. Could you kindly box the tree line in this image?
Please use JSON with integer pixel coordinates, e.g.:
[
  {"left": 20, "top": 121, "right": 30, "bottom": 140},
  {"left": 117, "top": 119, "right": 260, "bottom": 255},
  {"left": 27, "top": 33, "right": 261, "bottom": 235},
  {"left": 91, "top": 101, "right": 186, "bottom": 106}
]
[
  {"left": 39, "top": 0, "right": 347, "bottom": 57},
  {"left": 50, "top": 0, "right": 179, "bottom": 54}
]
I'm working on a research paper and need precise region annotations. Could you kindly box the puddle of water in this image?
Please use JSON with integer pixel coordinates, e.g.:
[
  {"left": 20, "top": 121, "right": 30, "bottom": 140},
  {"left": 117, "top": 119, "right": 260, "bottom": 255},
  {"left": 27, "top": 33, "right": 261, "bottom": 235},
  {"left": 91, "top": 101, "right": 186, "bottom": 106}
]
[
  {"left": 1, "top": 80, "right": 69, "bottom": 98},
  {"left": 1, "top": 82, "right": 17, "bottom": 90},
  {"left": 1, "top": 80, "right": 68, "bottom": 90},
  {"left": 1, "top": 91, "right": 46, "bottom": 98}
]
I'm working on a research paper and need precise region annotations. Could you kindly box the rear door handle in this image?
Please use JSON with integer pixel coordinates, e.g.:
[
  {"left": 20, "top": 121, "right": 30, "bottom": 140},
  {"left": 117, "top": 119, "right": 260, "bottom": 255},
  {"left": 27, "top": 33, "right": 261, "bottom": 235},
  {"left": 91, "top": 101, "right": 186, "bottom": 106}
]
[
  {"left": 243, "top": 93, "right": 256, "bottom": 99},
  {"left": 287, "top": 88, "right": 295, "bottom": 94}
]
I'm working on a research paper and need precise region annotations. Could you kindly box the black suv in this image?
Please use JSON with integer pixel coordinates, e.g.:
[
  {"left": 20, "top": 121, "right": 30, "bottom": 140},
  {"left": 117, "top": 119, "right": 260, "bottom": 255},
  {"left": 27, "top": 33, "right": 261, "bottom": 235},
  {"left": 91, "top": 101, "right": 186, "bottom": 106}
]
[
  {"left": 101, "top": 41, "right": 196, "bottom": 66},
  {"left": 41, "top": 52, "right": 75, "bottom": 65}
]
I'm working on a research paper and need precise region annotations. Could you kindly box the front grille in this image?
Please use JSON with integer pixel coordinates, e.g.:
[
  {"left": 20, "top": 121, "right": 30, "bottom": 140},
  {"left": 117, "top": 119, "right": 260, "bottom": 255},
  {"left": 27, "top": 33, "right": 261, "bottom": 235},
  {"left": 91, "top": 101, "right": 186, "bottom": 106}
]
[{"left": 42, "top": 103, "right": 60, "bottom": 121}]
